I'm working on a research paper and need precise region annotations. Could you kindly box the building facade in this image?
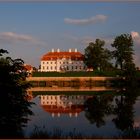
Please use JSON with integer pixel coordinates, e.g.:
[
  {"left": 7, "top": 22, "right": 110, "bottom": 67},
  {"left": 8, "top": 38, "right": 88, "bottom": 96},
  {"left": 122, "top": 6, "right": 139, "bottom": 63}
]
[
  {"left": 24, "top": 64, "right": 33, "bottom": 73},
  {"left": 40, "top": 48, "right": 86, "bottom": 72},
  {"left": 40, "top": 95, "right": 88, "bottom": 117}
]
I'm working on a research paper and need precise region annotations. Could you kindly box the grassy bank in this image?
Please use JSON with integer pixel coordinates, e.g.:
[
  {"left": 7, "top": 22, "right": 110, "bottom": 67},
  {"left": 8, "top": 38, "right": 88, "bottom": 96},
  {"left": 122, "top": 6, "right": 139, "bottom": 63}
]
[
  {"left": 32, "top": 70, "right": 119, "bottom": 77},
  {"left": 32, "top": 70, "right": 140, "bottom": 79}
]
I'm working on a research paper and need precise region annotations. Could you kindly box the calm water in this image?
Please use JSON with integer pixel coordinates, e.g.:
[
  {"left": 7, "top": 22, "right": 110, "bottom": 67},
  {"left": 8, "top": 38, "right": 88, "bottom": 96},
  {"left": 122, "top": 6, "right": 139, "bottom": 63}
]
[{"left": 24, "top": 89, "right": 140, "bottom": 138}]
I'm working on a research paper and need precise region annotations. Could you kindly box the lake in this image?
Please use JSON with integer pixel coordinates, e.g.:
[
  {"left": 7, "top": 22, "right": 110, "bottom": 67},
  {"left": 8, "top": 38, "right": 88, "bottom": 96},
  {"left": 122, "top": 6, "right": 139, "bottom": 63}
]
[{"left": 24, "top": 88, "right": 140, "bottom": 138}]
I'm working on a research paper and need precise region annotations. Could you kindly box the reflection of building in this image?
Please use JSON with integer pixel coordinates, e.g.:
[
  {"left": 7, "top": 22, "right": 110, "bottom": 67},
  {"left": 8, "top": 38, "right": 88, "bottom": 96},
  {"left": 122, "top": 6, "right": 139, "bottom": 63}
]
[
  {"left": 40, "top": 48, "right": 86, "bottom": 72},
  {"left": 40, "top": 95, "right": 90, "bottom": 117}
]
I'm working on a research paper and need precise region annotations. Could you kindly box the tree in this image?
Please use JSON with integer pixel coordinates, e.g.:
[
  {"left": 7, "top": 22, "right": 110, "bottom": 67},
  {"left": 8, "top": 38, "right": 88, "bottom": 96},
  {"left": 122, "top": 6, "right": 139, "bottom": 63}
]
[
  {"left": 84, "top": 95, "right": 113, "bottom": 127},
  {"left": 112, "top": 86, "right": 138, "bottom": 132},
  {"left": 0, "top": 49, "right": 8, "bottom": 56},
  {"left": 0, "top": 49, "right": 33, "bottom": 138},
  {"left": 111, "top": 34, "right": 135, "bottom": 70},
  {"left": 84, "top": 39, "right": 113, "bottom": 71}
]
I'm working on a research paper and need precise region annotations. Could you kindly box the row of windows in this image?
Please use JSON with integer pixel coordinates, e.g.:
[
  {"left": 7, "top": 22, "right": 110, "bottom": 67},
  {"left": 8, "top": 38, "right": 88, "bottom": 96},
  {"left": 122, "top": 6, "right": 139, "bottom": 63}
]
[
  {"left": 42, "top": 101, "right": 80, "bottom": 105},
  {"left": 42, "top": 101, "right": 69, "bottom": 105},
  {"left": 42, "top": 96, "right": 85, "bottom": 100},
  {"left": 42, "top": 61, "right": 83, "bottom": 65},
  {"left": 42, "top": 66, "right": 85, "bottom": 70}
]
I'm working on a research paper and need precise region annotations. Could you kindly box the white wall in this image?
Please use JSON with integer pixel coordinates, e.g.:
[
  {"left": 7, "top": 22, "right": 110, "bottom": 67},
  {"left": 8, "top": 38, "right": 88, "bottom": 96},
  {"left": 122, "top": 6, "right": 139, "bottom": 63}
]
[{"left": 41, "top": 59, "right": 86, "bottom": 72}]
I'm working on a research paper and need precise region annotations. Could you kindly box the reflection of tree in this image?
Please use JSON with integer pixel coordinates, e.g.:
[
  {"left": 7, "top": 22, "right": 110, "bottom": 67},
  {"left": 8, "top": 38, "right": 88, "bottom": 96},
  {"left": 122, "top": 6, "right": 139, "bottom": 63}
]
[
  {"left": 0, "top": 49, "right": 33, "bottom": 138},
  {"left": 112, "top": 87, "right": 139, "bottom": 131},
  {"left": 113, "top": 96, "right": 134, "bottom": 131},
  {"left": 84, "top": 95, "right": 113, "bottom": 128}
]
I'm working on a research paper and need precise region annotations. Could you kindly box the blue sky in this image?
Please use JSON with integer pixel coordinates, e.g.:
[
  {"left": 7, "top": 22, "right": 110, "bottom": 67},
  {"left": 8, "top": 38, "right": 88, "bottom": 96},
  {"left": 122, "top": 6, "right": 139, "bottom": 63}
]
[{"left": 0, "top": 2, "right": 140, "bottom": 67}]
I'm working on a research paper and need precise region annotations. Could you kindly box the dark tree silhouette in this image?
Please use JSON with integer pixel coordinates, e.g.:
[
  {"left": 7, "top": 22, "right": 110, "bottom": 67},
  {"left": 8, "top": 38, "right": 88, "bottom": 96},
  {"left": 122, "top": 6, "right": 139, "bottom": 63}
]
[
  {"left": 111, "top": 34, "right": 135, "bottom": 70},
  {"left": 84, "top": 39, "right": 113, "bottom": 71},
  {"left": 84, "top": 95, "right": 113, "bottom": 128},
  {"left": 0, "top": 49, "right": 33, "bottom": 138},
  {"left": 112, "top": 87, "right": 139, "bottom": 132}
]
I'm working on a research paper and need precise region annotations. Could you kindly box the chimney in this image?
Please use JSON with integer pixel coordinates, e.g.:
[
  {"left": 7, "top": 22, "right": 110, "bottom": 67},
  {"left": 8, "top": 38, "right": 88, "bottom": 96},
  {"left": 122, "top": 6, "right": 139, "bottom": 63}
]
[
  {"left": 75, "top": 48, "right": 77, "bottom": 52},
  {"left": 69, "top": 48, "right": 71, "bottom": 52},
  {"left": 52, "top": 48, "right": 54, "bottom": 52},
  {"left": 57, "top": 48, "right": 60, "bottom": 52}
]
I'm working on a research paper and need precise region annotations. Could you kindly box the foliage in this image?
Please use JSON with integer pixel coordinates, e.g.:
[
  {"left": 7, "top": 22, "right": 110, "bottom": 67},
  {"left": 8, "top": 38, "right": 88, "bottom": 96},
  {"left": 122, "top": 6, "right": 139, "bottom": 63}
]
[
  {"left": 121, "top": 127, "right": 140, "bottom": 138},
  {"left": 111, "top": 34, "right": 135, "bottom": 70},
  {"left": 84, "top": 95, "right": 113, "bottom": 127},
  {"left": 30, "top": 126, "right": 103, "bottom": 139},
  {"left": 0, "top": 49, "right": 33, "bottom": 138},
  {"left": 112, "top": 96, "right": 134, "bottom": 131},
  {"left": 84, "top": 39, "right": 113, "bottom": 71},
  {"left": 32, "top": 70, "right": 118, "bottom": 77},
  {"left": 0, "top": 49, "right": 8, "bottom": 56},
  {"left": 112, "top": 87, "right": 139, "bottom": 132}
]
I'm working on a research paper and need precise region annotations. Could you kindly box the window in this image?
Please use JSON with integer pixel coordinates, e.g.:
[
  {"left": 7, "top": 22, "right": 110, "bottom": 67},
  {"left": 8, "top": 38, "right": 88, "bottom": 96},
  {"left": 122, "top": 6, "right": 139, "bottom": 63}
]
[
  {"left": 67, "top": 66, "right": 69, "bottom": 70},
  {"left": 51, "top": 62, "right": 52, "bottom": 64}
]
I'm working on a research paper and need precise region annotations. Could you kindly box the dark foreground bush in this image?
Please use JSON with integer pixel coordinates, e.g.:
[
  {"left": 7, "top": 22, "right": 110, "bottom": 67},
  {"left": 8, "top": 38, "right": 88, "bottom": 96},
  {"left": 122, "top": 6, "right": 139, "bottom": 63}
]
[
  {"left": 29, "top": 126, "right": 104, "bottom": 139},
  {"left": 29, "top": 125, "right": 140, "bottom": 139}
]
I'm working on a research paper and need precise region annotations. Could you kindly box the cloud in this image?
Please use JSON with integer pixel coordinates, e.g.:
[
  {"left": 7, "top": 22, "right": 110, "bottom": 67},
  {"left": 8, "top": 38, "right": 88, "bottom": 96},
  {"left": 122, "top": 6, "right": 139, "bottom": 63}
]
[
  {"left": 64, "top": 15, "right": 107, "bottom": 25},
  {"left": 131, "top": 31, "right": 140, "bottom": 67},
  {"left": 0, "top": 32, "right": 44, "bottom": 45},
  {"left": 131, "top": 31, "right": 139, "bottom": 38},
  {"left": 131, "top": 31, "right": 140, "bottom": 45}
]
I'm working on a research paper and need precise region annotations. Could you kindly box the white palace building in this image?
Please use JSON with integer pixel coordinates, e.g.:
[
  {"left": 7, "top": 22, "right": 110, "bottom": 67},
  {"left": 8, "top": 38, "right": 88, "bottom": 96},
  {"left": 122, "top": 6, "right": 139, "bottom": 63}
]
[{"left": 40, "top": 48, "right": 86, "bottom": 72}]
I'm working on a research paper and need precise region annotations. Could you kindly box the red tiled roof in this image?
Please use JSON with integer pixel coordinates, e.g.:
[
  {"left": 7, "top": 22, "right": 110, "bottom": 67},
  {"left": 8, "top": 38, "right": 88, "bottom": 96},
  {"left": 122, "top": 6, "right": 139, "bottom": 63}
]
[
  {"left": 24, "top": 64, "right": 33, "bottom": 71},
  {"left": 41, "top": 51, "right": 84, "bottom": 61},
  {"left": 41, "top": 105, "right": 84, "bottom": 114}
]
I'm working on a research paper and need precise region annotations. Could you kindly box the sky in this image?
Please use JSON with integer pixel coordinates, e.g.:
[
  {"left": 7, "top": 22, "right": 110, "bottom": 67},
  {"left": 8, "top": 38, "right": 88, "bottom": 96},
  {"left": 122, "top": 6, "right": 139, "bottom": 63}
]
[{"left": 0, "top": 2, "right": 140, "bottom": 68}]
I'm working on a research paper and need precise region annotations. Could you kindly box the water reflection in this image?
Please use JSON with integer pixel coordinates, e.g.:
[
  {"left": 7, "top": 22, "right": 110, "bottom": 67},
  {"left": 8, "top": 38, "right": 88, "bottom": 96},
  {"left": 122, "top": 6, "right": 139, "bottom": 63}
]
[
  {"left": 40, "top": 95, "right": 91, "bottom": 117},
  {"left": 25, "top": 87, "right": 140, "bottom": 138},
  {"left": 112, "top": 87, "right": 139, "bottom": 132},
  {"left": 84, "top": 95, "right": 113, "bottom": 128}
]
